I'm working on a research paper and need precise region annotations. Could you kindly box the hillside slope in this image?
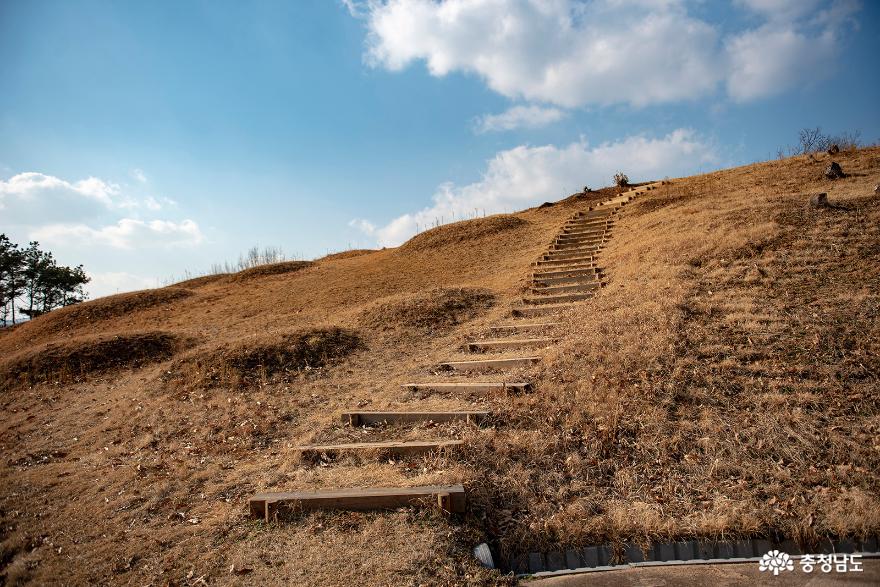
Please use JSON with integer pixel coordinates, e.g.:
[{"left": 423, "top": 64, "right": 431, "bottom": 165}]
[{"left": 1, "top": 149, "right": 879, "bottom": 585}]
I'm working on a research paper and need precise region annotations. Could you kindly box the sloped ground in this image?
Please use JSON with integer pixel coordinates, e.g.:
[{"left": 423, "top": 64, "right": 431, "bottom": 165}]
[{"left": 1, "top": 149, "right": 878, "bottom": 586}]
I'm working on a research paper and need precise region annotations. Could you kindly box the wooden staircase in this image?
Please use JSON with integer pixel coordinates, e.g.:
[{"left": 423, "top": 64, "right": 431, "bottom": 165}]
[{"left": 248, "top": 182, "right": 666, "bottom": 521}]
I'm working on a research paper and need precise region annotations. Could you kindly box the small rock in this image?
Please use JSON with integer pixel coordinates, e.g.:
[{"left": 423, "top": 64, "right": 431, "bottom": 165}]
[
  {"left": 810, "top": 193, "right": 828, "bottom": 208},
  {"left": 874, "top": 184, "right": 879, "bottom": 195},
  {"left": 824, "top": 162, "right": 845, "bottom": 179},
  {"left": 827, "top": 144, "right": 840, "bottom": 155}
]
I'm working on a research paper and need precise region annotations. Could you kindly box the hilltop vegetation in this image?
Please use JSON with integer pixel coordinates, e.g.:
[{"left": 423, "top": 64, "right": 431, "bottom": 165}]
[{"left": 0, "top": 151, "right": 878, "bottom": 585}]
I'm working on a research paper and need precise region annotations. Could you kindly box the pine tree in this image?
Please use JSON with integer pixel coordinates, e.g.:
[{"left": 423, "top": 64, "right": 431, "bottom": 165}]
[{"left": 0, "top": 234, "right": 24, "bottom": 326}]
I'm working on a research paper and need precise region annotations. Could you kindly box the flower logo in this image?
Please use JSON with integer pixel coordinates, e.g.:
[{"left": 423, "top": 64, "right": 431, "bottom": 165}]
[{"left": 759, "top": 550, "right": 794, "bottom": 575}]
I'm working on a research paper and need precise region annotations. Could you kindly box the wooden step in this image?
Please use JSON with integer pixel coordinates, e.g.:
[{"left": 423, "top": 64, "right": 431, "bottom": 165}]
[
  {"left": 557, "top": 228, "right": 608, "bottom": 238},
  {"left": 524, "top": 292, "right": 594, "bottom": 305},
  {"left": 563, "top": 219, "right": 613, "bottom": 229},
  {"left": 558, "top": 229, "right": 608, "bottom": 240},
  {"left": 597, "top": 197, "right": 632, "bottom": 207},
  {"left": 534, "top": 274, "right": 601, "bottom": 286},
  {"left": 489, "top": 322, "right": 561, "bottom": 333},
  {"left": 512, "top": 304, "right": 575, "bottom": 317},
  {"left": 533, "top": 257, "right": 595, "bottom": 267},
  {"left": 440, "top": 357, "right": 540, "bottom": 371},
  {"left": 549, "top": 235, "right": 608, "bottom": 251},
  {"left": 533, "top": 267, "right": 602, "bottom": 279},
  {"left": 402, "top": 381, "right": 532, "bottom": 392},
  {"left": 295, "top": 440, "right": 462, "bottom": 459},
  {"left": 561, "top": 223, "right": 610, "bottom": 232},
  {"left": 532, "top": 282, "right": 603, "bottom": 295},
  {"left": 341, "top": 411, "right": 489, "bottom": 426},
  {"left": 468, "top": 337, "right": 555, "bottom": 351},
  {"left": 565, "top": 215, "right": 614, "bottom": 224},
  {"left": 543, "top": 248, "right": 601, "bottom": 260},
  {"left": 547, "top": 242, "right": 603, "bottom": 252},
  {"left": 250, "top": 484, "right": 467, "bottom": 520},
  {"left": 571, "top": 208, "right": 618, "bottom": 219}
]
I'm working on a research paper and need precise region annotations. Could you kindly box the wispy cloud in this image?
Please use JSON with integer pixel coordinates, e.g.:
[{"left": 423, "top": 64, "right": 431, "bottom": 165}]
[
  {"left": 474, "top": 105, "right": 566, "bottom": 133},
  {"left": 1, "top": 170, "right": 203, "bottom": 250},
  {"left": 131, "top": 168, "right": 148, "bottom": 183},
  {"left": 352, "top": 129, "right": 718, "bottom": 247},
  {"left": 32, "top": 218, "right": 204, "bottom": 250}
]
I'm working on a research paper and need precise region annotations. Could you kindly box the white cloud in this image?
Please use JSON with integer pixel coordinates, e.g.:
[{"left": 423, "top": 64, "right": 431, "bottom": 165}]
[
  {"left": 32, "top": 218, "right": 204, "bottom": 250},
  {"left": 86, "top": 271, "right": 157, "bottom": 299},
  {"left": 357, "top": 0, "right": 859, "bottom": 106},
  {"left": 353, "top": 128, "right": 717, "bottom": 247},
  {"left": 0, "top": 172, "right": 120, "bottom": 210},
  {"left": 0, "top": 171, "right": 179, "bottom": 223},
  {"left": 725, "top": 25, "right": 837, "bottom": 102},
  {"left": 736, "top": 0, "right": 824, "bottom": 21},
  {"left": 348, "top": 218, "right": 377, "bottom": 235},
  {"left": 475, "top": 105, "right": 566, "bottom": 133},
  {"left": 131, "top": 168, "right": 148, "bottom": 183}
]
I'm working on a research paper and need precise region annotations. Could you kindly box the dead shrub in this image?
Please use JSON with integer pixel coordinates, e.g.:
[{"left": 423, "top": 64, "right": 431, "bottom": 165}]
[
  {"left": 0, "top": 331, "right": 191, "bottom": 390},
  {"left": 359, "top": 288, "right": 495, "bottom": 333},
  {"left": 171, "top": 327, "right": 362, "bottom": 389}
]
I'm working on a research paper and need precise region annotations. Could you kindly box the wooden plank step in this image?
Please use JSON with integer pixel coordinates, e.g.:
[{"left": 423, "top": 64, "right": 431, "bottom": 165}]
[
  {"left": 558, "top": 229, "right": 608, "bottom": 239},
  {"left": 533, "top": 267, "right": 602, "bottom": 279},
  {"left": 597, "top": 197, "right": 632, "bottom": 207},
  {"left": 533, "top": 257, "right": 595, "bottom": 268},
  {"left": 512, "top": 304, "right": 575, "bottom": 317},
  {"left": 564, "top": 218, "right": 613, "bottom": 228},
  {"left": 563, "top": 223, "right": 613, "bottom": 233},
  {"left": 402, "top": 381, "right": 532, "bottom": 392},
  {"left": 295, "top": 440, "right": 462, "bottom": 459},
  {"left": 468, "top": 337, "right": 555, "bottom": 351},
  {"left": 565, "top": 212, "right": 615, "bottom": 224},
  {"left": 489, "top": 322, "right": 561, "bottom": 333},
  {"left": 440, "top": 357, "right": 540, "bottom": 371},
  {"left": 547, "top": 243, "right": 603, "bottom": 253},
  {"left": 524, "top": 292, "right": 594, "bottom": 305},
  {"left": 249, "top": 484, "right": 467, "bottom": 520},
  {"left": 564, "top": 217, "right": 615, "bottom": 228},
  {"left": 341, "top": 411, "right": 489, "bottom": 426},
  {"left": 532, "top": 282, "right": 603, "bottom": 295},
  {"left": 550, "top": 239, "right": 606, "bottom": 250},
  {"left": 542, "top": 248, "right": 601, "bottom": 260},
  {"left": 534, "top": 274, "right": 601, "bottom": 286},
  {"left": 558, "top": 233, "right": 608, "bottom": 242},
  {"left": 557, "top": 229, "right": 608, "bottom": 239}
]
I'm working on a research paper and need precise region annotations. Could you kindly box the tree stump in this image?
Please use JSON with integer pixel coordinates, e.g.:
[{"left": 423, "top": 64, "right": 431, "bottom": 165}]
[{"left": 824, "top": 162, "right": 845, "bottom": 179}]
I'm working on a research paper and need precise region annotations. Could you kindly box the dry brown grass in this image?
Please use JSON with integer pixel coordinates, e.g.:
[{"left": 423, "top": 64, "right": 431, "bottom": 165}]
[
  {"left": 0, "top": 331, "right": 193, "bottom": 391},
  {"left": 169, "top": 327, "right": 363, "bottom": 390},
  {"left": 228, "top": 260, "right": 314, "bottom": 282},
  {"left": 0, "top": 156, "right": 878, "bottom": 585},
  {"left": 401, "top": 215, "right": 529, "bottom": 252},
  {"left": 5, "top": 288, "right": 193, "bottom": 346},
  {"left": 359, "top": 287, "right": 496, "bottom": 334}
]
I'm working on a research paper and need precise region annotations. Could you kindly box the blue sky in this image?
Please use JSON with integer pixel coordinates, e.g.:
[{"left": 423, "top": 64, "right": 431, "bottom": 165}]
[{"left": 1, "top": 0, "right": 878, "bottom": 298}]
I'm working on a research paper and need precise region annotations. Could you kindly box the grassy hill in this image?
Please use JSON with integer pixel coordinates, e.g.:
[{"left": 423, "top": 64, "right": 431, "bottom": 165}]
[{"left": 1, "top": 148, "right": 878, "bottom": 585}]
